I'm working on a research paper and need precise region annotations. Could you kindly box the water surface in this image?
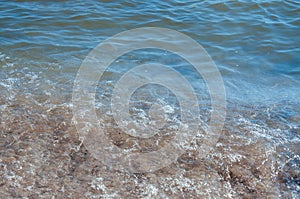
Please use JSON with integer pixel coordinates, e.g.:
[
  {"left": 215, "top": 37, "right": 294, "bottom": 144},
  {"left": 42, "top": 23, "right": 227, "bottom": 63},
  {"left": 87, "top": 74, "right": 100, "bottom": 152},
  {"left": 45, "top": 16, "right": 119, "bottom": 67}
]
[{"left": 0, "top": 0, "right": 299, "bottom": 198}]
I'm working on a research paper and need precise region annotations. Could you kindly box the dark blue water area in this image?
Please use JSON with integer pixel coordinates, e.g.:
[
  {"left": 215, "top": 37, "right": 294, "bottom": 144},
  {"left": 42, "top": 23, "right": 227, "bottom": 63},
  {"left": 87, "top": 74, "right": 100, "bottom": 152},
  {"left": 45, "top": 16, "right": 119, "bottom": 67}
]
[{"left": 0, "top": 0, "right": 299, "bottom": 106}]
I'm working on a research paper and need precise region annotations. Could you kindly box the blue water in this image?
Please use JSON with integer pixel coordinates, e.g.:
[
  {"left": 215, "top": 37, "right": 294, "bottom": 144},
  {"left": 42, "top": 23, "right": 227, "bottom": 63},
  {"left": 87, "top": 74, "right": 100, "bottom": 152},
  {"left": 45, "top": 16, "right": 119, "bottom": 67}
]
[{"left": 1, "top": 1, "right": 299, "bottom": 105}]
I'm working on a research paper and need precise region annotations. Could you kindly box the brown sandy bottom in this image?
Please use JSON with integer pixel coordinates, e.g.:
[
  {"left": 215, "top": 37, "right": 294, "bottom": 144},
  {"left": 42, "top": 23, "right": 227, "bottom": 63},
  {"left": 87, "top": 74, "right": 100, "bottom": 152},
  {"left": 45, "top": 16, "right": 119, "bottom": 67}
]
[{"left": 0, "top": 95, "right": 299, "bottom": 199}]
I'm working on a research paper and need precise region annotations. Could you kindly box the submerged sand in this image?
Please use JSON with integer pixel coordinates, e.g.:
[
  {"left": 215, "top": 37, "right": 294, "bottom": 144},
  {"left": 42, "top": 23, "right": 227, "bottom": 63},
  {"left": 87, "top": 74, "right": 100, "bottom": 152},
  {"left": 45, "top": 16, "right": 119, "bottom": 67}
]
[{"left": 0, "top": 95, "right": 299, "bottom": 198}]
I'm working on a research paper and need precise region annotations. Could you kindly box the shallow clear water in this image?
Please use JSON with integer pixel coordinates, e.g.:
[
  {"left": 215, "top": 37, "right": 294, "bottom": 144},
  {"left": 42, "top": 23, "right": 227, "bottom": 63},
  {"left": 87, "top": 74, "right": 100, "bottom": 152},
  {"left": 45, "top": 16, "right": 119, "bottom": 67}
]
[{"left": 0, "top": 0, "right": 299, "bottom": 198}]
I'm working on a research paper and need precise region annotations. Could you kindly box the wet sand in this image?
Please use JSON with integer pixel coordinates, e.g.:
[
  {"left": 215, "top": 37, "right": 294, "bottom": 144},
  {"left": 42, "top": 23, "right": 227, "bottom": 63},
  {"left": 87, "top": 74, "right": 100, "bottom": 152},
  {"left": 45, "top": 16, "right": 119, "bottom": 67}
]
[{"left": 1, "top": 95, "right": 299, "bottom": 198}]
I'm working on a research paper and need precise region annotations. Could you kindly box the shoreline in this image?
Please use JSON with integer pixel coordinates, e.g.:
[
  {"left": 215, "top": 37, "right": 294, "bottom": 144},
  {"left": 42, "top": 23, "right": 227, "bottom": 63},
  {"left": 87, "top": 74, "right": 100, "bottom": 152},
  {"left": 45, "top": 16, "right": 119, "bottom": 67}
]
[{"left": 1, "top": 98, "right": 299, "bottom": 198}]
